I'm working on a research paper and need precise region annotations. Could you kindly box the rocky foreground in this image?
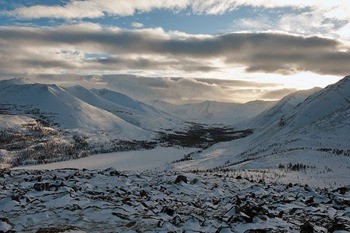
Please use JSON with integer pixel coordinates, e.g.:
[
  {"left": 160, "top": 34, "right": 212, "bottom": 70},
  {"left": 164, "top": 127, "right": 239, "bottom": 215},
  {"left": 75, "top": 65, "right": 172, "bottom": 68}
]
[{"left": 0, "top": 169, "right": 349, "bottom": 232}]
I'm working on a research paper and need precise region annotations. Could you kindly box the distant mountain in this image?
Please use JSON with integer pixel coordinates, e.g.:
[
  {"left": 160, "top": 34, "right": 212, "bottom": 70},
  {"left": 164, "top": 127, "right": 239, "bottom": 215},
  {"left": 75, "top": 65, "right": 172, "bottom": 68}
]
[
  {"left": 150, "top": 99, "right": 276, "bottom": 125},
  {"left": 65, "top": 86, "right": 183, "bottom": 131},
  {"left": 0, "top": 79, "right": 148, "bottom": 139}
]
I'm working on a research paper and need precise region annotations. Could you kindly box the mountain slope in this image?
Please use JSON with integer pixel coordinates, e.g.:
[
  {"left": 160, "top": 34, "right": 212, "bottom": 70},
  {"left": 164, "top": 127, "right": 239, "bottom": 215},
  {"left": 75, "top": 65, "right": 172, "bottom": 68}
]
[
  {"left": 287, "top": 76, "right": 350, "bottom": 130},
  {"left": 245, "top": 87, "right": 322, "bottom": 129},
  {"left": 248, "top": 76, "right": 350, "bottom": 148},
  {"left": 171, "top": 76, "right": 350, "bottom": 175},
  {"left": 0, "top": 80, "right": 148, "bottom": 139},
  {"left": 65, "top": 86, "right": 183, "bottom": 131}
]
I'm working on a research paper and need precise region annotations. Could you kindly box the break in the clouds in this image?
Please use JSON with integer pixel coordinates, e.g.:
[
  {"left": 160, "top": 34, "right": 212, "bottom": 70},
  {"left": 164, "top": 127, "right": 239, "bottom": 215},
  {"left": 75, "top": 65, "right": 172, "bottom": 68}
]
[{"left": 0, "top": 24, "right": 349, "bottom": 76}]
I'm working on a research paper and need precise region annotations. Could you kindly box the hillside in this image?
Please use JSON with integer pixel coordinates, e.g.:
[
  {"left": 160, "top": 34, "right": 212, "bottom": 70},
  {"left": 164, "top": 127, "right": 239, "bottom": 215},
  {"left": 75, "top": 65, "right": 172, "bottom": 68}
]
[
  {"left": 0, "top": 79, "right": 148, "bottom": 139},
  {"left": 244, "top": 87, "right": 321, "bottom": 129},
  {"left": 171, "top": 76, "right": 350, "bottom": 187}
]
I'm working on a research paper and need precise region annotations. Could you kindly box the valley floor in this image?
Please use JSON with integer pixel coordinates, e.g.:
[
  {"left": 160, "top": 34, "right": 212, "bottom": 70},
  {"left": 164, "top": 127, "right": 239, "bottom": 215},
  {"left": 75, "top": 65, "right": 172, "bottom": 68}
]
[{"left": 14, "top": 147, "right": 196, "bottom": 171}]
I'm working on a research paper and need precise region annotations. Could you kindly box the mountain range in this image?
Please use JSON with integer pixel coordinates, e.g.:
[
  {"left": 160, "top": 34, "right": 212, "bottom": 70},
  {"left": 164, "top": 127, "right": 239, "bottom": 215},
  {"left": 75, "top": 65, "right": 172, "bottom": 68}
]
[
  {"left": 1, "top": 76, "right": 350, "bottom": 182},
  {"left": 0, "top": 77, "right": 275, "bottom": 136}
]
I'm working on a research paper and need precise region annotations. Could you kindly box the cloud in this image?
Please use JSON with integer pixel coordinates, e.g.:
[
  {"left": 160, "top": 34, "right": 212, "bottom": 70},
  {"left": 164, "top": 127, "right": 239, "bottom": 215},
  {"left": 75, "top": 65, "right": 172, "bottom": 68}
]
[
  {"left": 87, "top": 56, "right": 218, "bottom": 72},
  {"left": 8, "top": 1, "right": 350, "bottom": 23},
  {"left": 9, "top": 0, "right": 189, "bottom": 19},
  {"left": 262, "top": 88, "right": 298, "bottom": 99},
  {"left": 132, "top": 22, "right": 144, "bottom": 28},
  {"left": 85, "top": 75, "right": 306, "bottom": 103},
  {"left": 193, "top": 78, "right": 279, "bottom": 88},
  {"left": 233, "top": 12, "right": 348, "bottom": 37},
  {"left": 0, "top": 24, "right": 349, "bottom": 76}
]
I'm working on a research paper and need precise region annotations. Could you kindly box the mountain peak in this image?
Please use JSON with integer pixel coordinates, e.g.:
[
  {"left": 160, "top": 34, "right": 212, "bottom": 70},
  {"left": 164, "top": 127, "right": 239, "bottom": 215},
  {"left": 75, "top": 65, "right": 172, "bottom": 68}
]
[
  {"left": 340, "top": 75, "right": 350, "bottom": 83},
  {"left": 0, "top": 77, "right": 32, "bottom": 86},
  {"left": 324, "top": 75, "right": 350, "bottom": 91}
]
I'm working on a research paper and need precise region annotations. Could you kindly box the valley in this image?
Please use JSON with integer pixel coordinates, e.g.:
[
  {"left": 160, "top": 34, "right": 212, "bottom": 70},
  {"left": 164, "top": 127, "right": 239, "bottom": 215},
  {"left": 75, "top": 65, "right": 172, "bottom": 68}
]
[
  {"left": 1, "top": 76, "right": 350, "bottom": 232},
  {"left": 2, "top": 2, "right": 350, "bottom": 231}
]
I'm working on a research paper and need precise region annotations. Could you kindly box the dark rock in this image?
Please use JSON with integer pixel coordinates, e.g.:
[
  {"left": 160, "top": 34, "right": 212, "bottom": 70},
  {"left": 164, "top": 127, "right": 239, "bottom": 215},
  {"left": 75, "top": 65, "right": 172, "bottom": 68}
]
[
  {"left": 300, "top": 221, "right": 314, "bottom": 233},
  {"left": 212, "top": 198, "right": 220, "bottom": 205},
  {"left": 335, "top": 186, "right": 349, "bottom": 195},
  {"left": 162, "top": 206, "right": 175, "bottom": 216},
  {"left": 174, "top": 175, "right": 187, "bottom": 184},
  {"left": 36, "top": 176, "right": 42, "bottom": 182},
  {"left": 33, "top": 182, "right": 63, "bottom": 192},
  {"left": 36, "top": 226, "right": 78, "bottom": 233},
  {"left": 112, "top": 212, "right": 129, "bottom": 220},
  {"left": 216, "top": 227, "right": 231, "bottom": 233},
  {"left": 278, "top": 211, "right": 284, "bottom": 218},
  {"left": 157, "top": 220, "right": 164, "bottom": 228},
  {"left": 109, "top": 170, "right": 121, "bottom": 176},
  {"left": 305, "top": 197, "right": 314, "bottom": 206},
  {"left": 236, "top": 203, "right": 268, "bottom": 223},
  {"left": 33, "top": 182, "right": 50, "bottom": 191},
  {"left": 245, "top": 229, "right": 270, "bottom": 233},
  {"left": 140, "top": 190, "right": 148, "bottom": 197},
  {"left": 64, "top": 204, "right": 81, "bottom": 211},
  {"left": 190, "top": 178, "right": 199, "bottom": 184},
  {"left": 125, "top": 221, "right": 136, "bottom": 228},
  {"left": 11, "top": 195, "right": 21, "bottom": 202},
  {"left": 171, "top": 215, "right": 182, "bottom": 226},
  {"left": 327, "top": 218, "right": 347, "bottom": 233},
  {"left": 235, "top": 196, "right": 242, "bottom": 205}
]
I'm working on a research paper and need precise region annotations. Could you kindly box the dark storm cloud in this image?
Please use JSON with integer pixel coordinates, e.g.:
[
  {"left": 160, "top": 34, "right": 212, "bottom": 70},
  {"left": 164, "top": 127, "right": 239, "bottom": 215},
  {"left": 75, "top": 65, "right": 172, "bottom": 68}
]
[
  {"left": 88, "top": 57, "right": 217, "bottom": 72},
  {"left": 0, "top": 25, "right": 349, "bottom": 75}
]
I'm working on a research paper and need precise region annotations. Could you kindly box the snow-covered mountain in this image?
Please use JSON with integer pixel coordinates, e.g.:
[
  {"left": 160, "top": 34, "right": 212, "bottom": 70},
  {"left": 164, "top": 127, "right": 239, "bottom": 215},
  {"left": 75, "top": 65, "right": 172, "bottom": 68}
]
[
  {"left": 287, "top": 76, "right": 350, "bottom": 130},
  {"left": 0, "top": 78, "right": 148, "bottom": 139},
  {"left": 150, "top": 99, "right": 275, "bottom": 125},
  {"left": 65, "top": 85, "right": 183, "bottom": 131},
  {"left": 244, "top": 87, "right": 321, "bottom": 129},
  {"left": 233, "top": 77, "right": 350, "bottom": 144},
  {"left": 171, "top": 76, "right": 350, "bottom": 183}
]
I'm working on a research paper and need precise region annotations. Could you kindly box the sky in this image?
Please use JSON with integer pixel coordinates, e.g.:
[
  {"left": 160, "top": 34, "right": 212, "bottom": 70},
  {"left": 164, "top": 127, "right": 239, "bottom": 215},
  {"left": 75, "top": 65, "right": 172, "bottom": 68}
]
[{"left": 0, "top": 1, "right": 350, "bottom": 103}]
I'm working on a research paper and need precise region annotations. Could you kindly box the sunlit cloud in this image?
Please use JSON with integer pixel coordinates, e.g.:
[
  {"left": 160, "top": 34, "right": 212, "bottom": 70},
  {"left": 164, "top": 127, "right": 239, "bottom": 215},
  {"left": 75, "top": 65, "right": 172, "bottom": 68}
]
[{"left": 0, "top": 24, "right": 349, "bottom": 78}]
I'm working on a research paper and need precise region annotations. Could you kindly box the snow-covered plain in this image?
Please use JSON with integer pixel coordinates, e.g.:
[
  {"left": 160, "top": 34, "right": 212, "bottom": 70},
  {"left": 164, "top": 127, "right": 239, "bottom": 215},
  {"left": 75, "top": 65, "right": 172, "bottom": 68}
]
[{"left": 16, "top": 147, "right": 196, "bottom": 171}]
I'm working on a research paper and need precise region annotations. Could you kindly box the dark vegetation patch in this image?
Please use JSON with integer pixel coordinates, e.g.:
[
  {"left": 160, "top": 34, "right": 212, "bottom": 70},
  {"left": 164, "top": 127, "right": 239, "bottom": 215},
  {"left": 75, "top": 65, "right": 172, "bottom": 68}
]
[
  {"left": 278, "top": 163, "right": 316, "bottom": 171},
  {"left": 157, "top": 124, "right": 253, "bottom": 148},
  {"left": 0, "top": 104, "right": 59, "bottom": 127},
  {"left": 317, "top": 148, "right": 350, "bottom": 156},
  {"left": 0, "top": 123, "right": 58, "bottom": 151}
]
